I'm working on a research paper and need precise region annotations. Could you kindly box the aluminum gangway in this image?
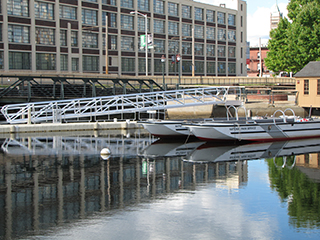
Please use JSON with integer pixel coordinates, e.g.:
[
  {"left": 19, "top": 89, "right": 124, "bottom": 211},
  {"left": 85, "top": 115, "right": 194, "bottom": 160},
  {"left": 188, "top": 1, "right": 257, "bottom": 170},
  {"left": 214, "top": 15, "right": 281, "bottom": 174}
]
[{"left": 1, "top": 86, "right": 245, "bottom": 124}]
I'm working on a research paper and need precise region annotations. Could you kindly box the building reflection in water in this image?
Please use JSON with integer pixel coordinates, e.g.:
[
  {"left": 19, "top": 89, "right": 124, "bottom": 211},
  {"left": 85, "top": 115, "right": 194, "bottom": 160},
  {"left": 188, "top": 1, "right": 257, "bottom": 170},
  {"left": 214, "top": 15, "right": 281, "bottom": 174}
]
[{"left": 0, "top": 133, "right": 248, "bottom": 239}]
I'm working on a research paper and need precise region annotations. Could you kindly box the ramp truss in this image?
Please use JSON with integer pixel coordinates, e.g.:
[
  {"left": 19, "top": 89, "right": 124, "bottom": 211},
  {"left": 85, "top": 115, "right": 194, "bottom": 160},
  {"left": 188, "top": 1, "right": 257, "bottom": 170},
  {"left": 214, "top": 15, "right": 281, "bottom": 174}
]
[{"left": 1, "top": 86, "right": 245, "bottom": 124}]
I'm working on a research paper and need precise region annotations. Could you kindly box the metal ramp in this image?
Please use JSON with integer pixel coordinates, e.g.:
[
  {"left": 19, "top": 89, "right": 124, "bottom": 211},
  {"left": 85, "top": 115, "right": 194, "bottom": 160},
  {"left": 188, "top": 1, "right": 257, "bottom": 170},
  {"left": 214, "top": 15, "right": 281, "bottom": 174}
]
[{"left": 1, "top": 86, "right": 245, "bottom": 124}]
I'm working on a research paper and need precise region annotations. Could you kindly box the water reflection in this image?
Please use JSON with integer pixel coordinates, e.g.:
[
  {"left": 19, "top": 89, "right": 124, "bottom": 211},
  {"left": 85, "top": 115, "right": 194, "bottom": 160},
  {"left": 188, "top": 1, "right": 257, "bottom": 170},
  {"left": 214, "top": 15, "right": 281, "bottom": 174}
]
[{"left": 0, "top": 133, "right": 320, "bottom": 239}]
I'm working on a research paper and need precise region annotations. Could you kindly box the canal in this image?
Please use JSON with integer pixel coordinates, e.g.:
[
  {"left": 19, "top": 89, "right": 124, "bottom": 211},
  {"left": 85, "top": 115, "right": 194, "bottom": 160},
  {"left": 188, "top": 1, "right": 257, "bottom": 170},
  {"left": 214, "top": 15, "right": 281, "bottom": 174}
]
[{"left": 0, "top": 131, "right": 320, "bottom": 239}]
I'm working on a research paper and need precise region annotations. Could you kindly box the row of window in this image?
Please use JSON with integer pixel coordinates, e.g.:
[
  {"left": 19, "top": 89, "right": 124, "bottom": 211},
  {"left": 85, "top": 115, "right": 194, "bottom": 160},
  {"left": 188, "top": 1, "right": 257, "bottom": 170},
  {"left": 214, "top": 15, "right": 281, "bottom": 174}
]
[
  {"left": 123, "top": 58, "right": 236, "bottom": 74},
  {"left": 5, "top": 23, "right": 238, "bottom": 57},
  {"left": 304, "top": 79, "right": 320, "bottom": 95},
  {"left": 0, "top": 51, "right": 236, "bottom": 74},
  {"left": 7, "top": 0, "right": 237, "bottom": 25},
  {"left": 6, "top": 24, "right": 236, "bottom": 47}
]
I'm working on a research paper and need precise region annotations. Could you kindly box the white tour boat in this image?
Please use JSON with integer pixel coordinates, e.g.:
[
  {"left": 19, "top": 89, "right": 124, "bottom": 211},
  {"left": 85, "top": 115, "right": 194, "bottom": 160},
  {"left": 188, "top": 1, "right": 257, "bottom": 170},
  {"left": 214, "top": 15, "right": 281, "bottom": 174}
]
[{"left": 187, "top": 109, "right": 320, "bottom": 142}]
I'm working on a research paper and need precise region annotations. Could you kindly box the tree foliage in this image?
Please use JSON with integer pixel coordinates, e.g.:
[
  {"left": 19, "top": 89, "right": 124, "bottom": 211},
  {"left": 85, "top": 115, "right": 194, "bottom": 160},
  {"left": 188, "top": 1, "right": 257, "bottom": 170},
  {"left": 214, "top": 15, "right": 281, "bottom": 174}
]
[{"left": 265, "top": 0, "right": 320, "bottom": 73}]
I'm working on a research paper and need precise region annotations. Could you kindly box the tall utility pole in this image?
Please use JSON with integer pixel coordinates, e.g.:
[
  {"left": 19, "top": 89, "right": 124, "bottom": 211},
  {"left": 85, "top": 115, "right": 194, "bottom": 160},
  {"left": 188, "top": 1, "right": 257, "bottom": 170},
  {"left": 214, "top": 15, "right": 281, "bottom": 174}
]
[{"left": 130, "top": 11, "right": 148, "bottom": 76}]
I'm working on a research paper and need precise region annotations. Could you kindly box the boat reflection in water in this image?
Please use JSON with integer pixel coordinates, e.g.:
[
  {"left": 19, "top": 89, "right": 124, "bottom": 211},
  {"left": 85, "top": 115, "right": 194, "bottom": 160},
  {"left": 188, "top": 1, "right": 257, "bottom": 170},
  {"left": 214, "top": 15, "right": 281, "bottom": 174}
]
[
  {"left": 1, "top": 133, "right": 320, "bottom": 239},
  {"left": 182, "top": 138, "right": 320, "bottom": 164}
]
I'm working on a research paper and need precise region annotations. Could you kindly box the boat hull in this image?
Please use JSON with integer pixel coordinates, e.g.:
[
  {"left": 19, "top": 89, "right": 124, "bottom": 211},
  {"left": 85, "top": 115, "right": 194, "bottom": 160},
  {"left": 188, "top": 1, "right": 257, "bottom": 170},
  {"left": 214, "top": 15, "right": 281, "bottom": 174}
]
[
  {"left": 140, "top": 120, "right": 192, "bottom": 137},
  {"left": 188, "top": 120, "right": 320, "bottom": 142}
]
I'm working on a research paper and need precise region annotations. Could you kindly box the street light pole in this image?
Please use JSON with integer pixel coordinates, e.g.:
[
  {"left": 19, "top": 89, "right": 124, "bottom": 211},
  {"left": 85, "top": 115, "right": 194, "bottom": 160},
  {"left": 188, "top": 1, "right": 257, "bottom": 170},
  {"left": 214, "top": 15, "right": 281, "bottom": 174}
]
[
  {"left": 176, "top": 53, "right": 181, "bottom": 87},
  {"left": 161, "top": 55, "right": 166, "bottom": 90},
  {"left": 130, "top": 11, "right": 148, "bottom": 76},
  {"left": 105, "top": 15, "right": 108, "bottom": 74}
]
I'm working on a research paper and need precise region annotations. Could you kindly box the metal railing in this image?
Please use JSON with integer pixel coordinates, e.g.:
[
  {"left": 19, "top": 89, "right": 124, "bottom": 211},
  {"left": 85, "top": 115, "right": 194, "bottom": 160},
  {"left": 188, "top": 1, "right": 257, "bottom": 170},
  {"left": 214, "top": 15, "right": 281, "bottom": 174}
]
[{"left": 1, "top": 86, "right": 245, "bottom": 124}]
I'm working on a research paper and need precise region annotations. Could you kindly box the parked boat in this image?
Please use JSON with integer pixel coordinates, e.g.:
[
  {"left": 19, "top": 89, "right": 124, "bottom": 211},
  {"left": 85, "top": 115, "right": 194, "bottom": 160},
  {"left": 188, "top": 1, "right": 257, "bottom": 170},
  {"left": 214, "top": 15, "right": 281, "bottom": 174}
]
[
  {"left": 187, "top": 109, "right": 320, "bottom": 142},
  {"left": 139, "top": 119, "right": 212, "bottom": 138}
]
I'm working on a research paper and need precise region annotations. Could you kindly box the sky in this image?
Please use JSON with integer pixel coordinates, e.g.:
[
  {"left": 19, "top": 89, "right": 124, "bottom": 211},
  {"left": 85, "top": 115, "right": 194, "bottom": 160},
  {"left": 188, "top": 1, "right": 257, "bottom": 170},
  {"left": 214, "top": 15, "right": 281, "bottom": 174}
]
[{"left": 195, "top": 0, "right": 289, "bottom": 47}]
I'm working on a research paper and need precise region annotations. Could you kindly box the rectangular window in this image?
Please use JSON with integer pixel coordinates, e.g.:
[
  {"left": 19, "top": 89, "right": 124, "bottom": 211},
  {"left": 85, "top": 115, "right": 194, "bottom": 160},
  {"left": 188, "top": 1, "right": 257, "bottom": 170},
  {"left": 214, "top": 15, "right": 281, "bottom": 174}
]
[
  {"left": 207, "top": 62, "right": 215, "bottom": 74},
  {"left": 138, "top": 0, "right": 149, "bottom": 11},
  {"left": 241, "top": 32, "right": 243, "bottom": 42},
  {"left": 7, "top": 0, "right": 29, "bottom": 16},
  {"left": 228, "top": 30, "right": 236, "bottom": 42},
  {"left": 83, "top": 56, "right": 99, "bottom": 72},
  {"left": 228, "top": 46, "right": 236, "bottom": 58},
  {"left": 0, "top": 24, "right": 2, "bottom": 41},
  {"left": 194, "top": 8, "right": 203, "bottom": 21},
  {"left": 9, "top": 51, "right": 31, "bottom": 69},
  {"left": 182, "top": 42, "right": 191, "bottom": 55},
  {"left": 60, "top": 54, "right": 68, "bottom": 71},
  {"left": 195, "top": 61, "right": 204, "bottom": 73},
  {"left": 218, "top": 62, "right": 226, "bottom": 74},
  {"left": 71, "top": 31, "right": 78, "bottom": 47},
  {"left": 59, "top": 5, "right": 77, "bottom": 20},
  {"left": 154, "top": 39, "right": 165, "bottom": 53},
  {"left": 138, "top": 17, "right": 150, "bottom": 32},
  {"left": 241, "top": 16, "right": 243, "bottom": 27},
  {"left": 154, "top": 19, "right": 165, "bottom": 34},
  {"left": 182, "top": 60, "right": 192, "bottom": 73},
  {"left": 0, "top": 52, "right": 3, "bottom": 69},
  {"left": 110, "top": 35, "right": 117, "bottom": 50},
  {"left": 36, "top": 27, "right": 55, "bottom": 45},
  {"left": 102, "top": 0, "right": 116, "bottom": 5},
  {"left": 109, "top": 13, "right": 117, "bottom": 28},
  {"left": 103, "top": 12, "right": 117, "bottom": 28},
  {"left": 228, "top": 63, "right": 236, "bottom": 74},
  {"left": 194, "top": 43, "right": 204, "bottom": 55},
  {"left": 304, "top": 80, "right": 309, "bottom": 95},
  {"left": 154, "top": 58, "right": 165, "bottom": 73},
  {"left": 82, "top": 9, "right": 97, "bottom": 25},
  {"left": 60, "top": 30, "right": 67, "bottom": 46},
  {"left": 138, "top": 58, "right": 151, "bottom": 73},
  {"left": 153, "top": 0, "right": 164, "bottom": 14},
  {"left": 194, "top": 25, "right": 204, "bottom": 38},
  {"left": 121, "top": 36, "right": 134, "bottom": 51},
  {"left": 206, "top": 27, "right": 215, "bottom": 40},
  {"left": 121, "top": 0, "right": 133, "bottom": 8},
  {"left": 206, "top": 44, "right": 215, "bottom": 57},
  {"left": 217, "top": 12, "right": 225, "bottom": 24},
  {"left": 168, "top": 40, "right": 179, "bottom": 54},
  {"left": 228, "top": 14, "right": 235, "bottom": 25},
  {"left": 82, "top": 32, "right": 98, "bottom": 48},
  {"left": 8, "top": 25, "right": 30, "bottom": 43},
  {"left": 168, "top": 2, "right": 178, "bottom": 16},
  {"left": 60, "top": 5, "right": 77, "bottom": 20},
  {"left": 121, "top": 15, "right": 134, "bottom": 30},
  {"left": 206, "top": 10, "right": 215, "bottom": 22},
  {"left": 218, "top": 45, "right": 225, "bottom": 57},
  {"left": 121, "top": 57, "right": 135, "bottom": 72},
  {"left": 218, "top": 29, "right": 226, "bottom": 41},
  {"left": 168, "top": 21, "right": 179, "bottom": 35},
  {"left": 318, "top": 79, "right": 320, "bottom": 95},
  {"left": 182, "top": 5, "right": 191, "bottom": 18},
  {"left": 182, "top": 24, "right": 191, "bottom": 37},
  {"left": 35, "top": 1, "right": 54, "bottom": 20},
  {"left": 36, "top": 53, "right": 56, "bottom": 70},
  {"left": 72, "top": 58, "right": 79, "bottom": 71}
]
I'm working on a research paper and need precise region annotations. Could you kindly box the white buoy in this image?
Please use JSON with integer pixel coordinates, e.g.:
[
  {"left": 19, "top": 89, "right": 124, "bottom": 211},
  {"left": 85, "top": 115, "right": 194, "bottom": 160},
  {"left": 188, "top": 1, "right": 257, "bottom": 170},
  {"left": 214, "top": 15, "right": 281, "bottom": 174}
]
[{"left": 100, "top": 148, "right": 111, "bottom": 160}]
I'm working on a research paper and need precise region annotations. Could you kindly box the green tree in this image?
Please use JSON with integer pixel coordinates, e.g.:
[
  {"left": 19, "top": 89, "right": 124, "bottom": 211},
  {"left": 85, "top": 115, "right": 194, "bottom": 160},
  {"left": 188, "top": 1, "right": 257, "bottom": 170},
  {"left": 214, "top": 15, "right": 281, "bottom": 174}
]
[{"left": 265, "top": 0, "right": 320, "bottom": 73}]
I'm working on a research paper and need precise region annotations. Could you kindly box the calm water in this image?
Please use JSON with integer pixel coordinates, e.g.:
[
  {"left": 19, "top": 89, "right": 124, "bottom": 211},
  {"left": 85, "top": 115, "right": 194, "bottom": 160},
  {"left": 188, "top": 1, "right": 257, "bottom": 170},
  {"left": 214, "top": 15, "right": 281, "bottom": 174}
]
[{"left": 1, "top": 131, "right": 320, "bottom": 240}]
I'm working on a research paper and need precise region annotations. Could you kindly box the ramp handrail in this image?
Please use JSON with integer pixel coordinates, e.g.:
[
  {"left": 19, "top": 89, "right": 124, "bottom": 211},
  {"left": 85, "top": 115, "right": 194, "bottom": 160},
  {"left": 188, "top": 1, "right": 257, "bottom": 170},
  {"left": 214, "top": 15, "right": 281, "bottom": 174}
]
[{"left": 1, "top": 86, "right": 245, "bottom": 124}]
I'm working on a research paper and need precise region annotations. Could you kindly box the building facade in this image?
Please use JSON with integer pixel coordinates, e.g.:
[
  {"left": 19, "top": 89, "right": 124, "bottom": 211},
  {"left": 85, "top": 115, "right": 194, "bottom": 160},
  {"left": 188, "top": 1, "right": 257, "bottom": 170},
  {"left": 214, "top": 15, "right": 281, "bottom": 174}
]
[
  {"left": 247, "top": 46, "right": 270, "bottom": 77},
  {"left": 0, "top": 0, "right": 247, "bottom": 76}
]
